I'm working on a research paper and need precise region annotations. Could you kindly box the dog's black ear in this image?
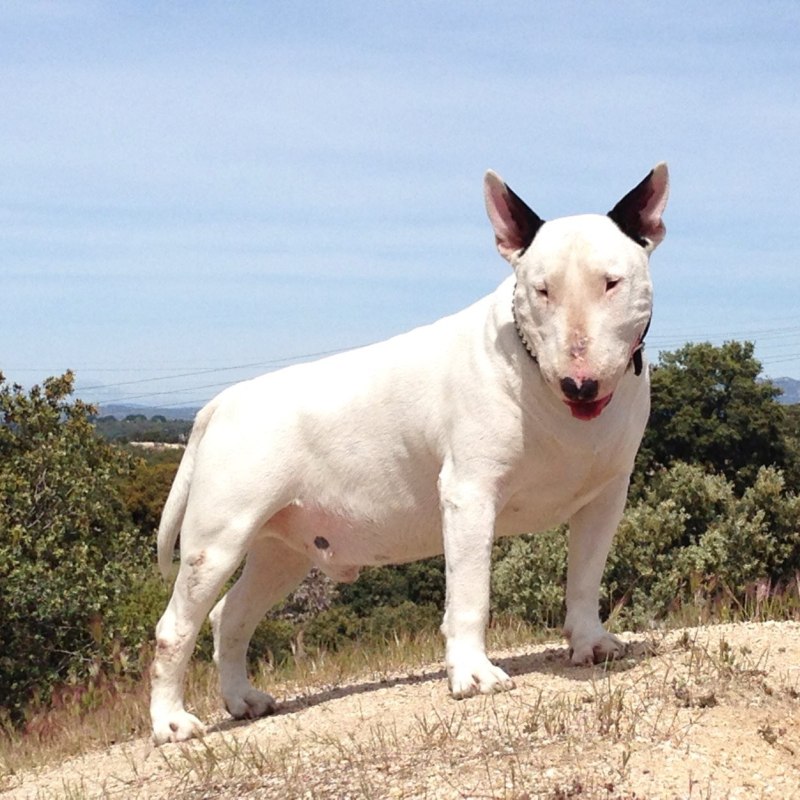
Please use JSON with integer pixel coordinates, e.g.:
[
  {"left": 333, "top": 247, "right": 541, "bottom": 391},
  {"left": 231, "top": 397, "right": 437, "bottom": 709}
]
[
  {"left": 484, "top": 170, "right": 545, "bottom": 262},
  {"left": 608, "top": 162, "right": 669, "bottom": 251}
]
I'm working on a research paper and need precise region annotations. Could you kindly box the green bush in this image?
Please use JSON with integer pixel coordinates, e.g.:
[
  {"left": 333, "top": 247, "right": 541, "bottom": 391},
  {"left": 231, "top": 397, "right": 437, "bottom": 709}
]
[
  {"left": 489, "top": 462, "right": 800, "bottom": 631},
  {"left": 248, "top": 618, "right": 296, "bottom": 667},
  {"left": 110, "top": 569, "right": 170, "bottom": 669},
  {"left": 299, "top": 601, "right": 441, "bottom": 653},
  {"left": 0, "top": 372, "right": 155, "bottom": 722},
  {"left": 117, "top": 449, "right": 182, "bottom": 536},
  {"left": 606, "top": 463, "right": 800, "bottom": 626},
  {"left": 303, "top": 606, "right": 362, "bottom": 651},
  {"left": 336, "top": 558, "right": 445, "bottom": 616},
  {"left": 491, "top": 531, "right": 567, "bottom": 627},
  {"left": 360, "top": 601, "right": 440, "bottom": 640},
  {"left": 699, "top": 467, "right": 800, "bottom": 593}
]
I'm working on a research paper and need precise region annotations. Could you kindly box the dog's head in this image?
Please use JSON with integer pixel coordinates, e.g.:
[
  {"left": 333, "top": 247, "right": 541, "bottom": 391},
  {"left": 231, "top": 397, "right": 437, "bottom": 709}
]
[{"left": 484, "top": 164, "right": 669, "bottom": 421}]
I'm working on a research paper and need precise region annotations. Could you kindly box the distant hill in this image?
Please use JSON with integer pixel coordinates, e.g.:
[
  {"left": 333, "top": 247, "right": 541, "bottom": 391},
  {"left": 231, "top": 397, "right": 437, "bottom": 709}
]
[
  {"left": 773, "top": 377, "right": 800, "bottom": 405},
  {"left": 96, "top": 403, "right": 201, "bottom": 421}
]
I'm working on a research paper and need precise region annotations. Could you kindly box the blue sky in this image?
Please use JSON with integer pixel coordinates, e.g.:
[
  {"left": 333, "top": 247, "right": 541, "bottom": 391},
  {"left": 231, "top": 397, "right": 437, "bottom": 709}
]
[{"left": 2, "top": 1, "right": 799, "bottom": 407}]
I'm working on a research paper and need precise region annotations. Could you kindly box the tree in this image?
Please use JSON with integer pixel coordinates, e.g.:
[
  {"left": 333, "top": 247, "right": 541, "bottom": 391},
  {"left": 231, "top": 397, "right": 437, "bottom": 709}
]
[
  {"left": 0, "top": 372, "right": 156, "bottom": 723},
  {"left": 782, "top": 403, "right": 800, "bottom": 491},
  {"left": 118, "top": 448, "right": 182, "bottom": 535},
  {"left": 635, "top": 341, "right": 791, "bottom": 492}
]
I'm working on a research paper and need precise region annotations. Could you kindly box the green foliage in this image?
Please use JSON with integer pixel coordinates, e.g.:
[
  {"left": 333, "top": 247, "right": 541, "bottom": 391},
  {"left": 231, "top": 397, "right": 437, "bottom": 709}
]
[
  {"left": 0, "top": 372, "right": 155, "bottom": 722},
  {"left": 636, "top": 341, "right": 790, "bottom": 492},
  {"left": 117, "top": 448, "right": 182, "bottom": 535},
  {"left": 605, "top": 463, "right": 724, "bottom": 622},
  {"left": 781, "top": 403, "right": 800, "bottom": 489},
  {"left": 303, "top": 606, "right": 363, "bottom": 651},
  {"left": 491, "top": 532, "right": 567, "bottom": 627},
  {"left": 302, "top": 601, "right": 440, "bottom": 652},
  {"left": 336, "top": 558, "right": 445, "bottom": 615},
  {"left": 700, "top": 466, "right": 800, "bottom": 591},
  {"left": 489, "top": 462, "right": 800, "bottom": 630},
  {"left": 359, "top": 601, "right": 440, "bottom": 640},
  {"left": 248, "top": 618, "right": 296, "bottom": 667},
  {"left": 111, "top": 569, "right": 170, "bottom": 664},
  {"left": 302, "top": 561, "right": 445, "bottom": 652},
  {"left": 604, "top": 462, "right": 800, "bottom": 626}
]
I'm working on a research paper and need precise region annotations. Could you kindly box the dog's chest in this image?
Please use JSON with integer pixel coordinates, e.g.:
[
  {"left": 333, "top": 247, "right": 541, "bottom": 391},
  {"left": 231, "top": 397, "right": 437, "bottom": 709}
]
[{"left": 496, "top": 446, "right": 618, "bottom": 536}]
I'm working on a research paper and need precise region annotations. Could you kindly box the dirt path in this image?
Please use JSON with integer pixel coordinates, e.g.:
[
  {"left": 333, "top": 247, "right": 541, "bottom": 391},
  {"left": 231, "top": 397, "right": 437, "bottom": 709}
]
[{"left": 4, "top": 621, "right": 800, "bottom": 799}]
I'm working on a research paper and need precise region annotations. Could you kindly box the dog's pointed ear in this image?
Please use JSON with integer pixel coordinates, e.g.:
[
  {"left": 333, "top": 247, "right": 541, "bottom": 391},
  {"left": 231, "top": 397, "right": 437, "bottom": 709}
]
[
  {"left": 484, "top": 170, "right": 545, "bottom": 263},
  {"left": 608, "top": 162, "right": 669, "bottom": 252}
]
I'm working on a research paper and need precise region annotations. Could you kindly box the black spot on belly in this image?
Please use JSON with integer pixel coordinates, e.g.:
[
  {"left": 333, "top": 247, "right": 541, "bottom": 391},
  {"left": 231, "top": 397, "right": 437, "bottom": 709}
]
[{"left": 314, "top": 536, "right": 330, "bottom": 550}]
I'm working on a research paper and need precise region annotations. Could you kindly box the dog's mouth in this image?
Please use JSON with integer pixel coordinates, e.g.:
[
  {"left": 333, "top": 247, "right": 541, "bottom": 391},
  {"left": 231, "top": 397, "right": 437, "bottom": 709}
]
[{"left": 565, "top": 394, "right": 613, "bottom": 421}]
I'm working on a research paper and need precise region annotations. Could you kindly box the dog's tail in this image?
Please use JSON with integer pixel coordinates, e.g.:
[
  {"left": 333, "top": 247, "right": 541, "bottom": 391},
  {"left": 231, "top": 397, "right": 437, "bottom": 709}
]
[{"left": 156, "top": 398, "right": 220, "bottom": 579}]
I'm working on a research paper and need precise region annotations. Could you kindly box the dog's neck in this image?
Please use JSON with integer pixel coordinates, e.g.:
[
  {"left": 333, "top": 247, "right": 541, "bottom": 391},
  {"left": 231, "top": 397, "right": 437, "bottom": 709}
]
[
  {"left": 510, "top": 284, "right": 650, "bottom": 377},
  {"left": 510, "top": 290, "right": 539, "bottom": 365}
]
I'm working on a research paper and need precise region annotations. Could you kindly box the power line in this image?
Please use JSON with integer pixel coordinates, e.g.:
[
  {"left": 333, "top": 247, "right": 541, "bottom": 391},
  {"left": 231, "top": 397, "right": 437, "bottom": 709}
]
[
  {"left": 77, "top": 346, "right": 354, "bottom": 392},
  {"left": 91, "top": 344, "right": 373, "bottom": 405},
  {"left": 649, "top": 326, "right": 800, "bottom": 347},
  {"left": 99, "top": 380, "right": 239, "bottom": 404},
  {"left": 761, "top": 353, "right": 800, "bottom": 365}
]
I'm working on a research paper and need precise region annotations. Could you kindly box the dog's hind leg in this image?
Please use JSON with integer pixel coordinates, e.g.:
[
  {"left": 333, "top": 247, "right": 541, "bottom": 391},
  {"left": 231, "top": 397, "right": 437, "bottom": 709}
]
[
  {"left": 209, "top": 536, "right": 310, "bottom": 720},
  {"left": 150, "top": 513, "right": 262, "bottom": 745}
]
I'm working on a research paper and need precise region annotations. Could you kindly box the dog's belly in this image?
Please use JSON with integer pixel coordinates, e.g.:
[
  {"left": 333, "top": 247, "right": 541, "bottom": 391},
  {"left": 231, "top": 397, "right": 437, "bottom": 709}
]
[
  {"left": 265, "top": 465, "right": 608, "bottom": 582},
  {"left": 266, "top": 500, "right": 444, "bottom": 582}
]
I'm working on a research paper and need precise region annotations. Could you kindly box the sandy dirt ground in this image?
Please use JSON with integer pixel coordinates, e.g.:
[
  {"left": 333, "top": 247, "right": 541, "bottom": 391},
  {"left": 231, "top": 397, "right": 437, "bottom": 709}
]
[{"left": 3, "top": 621, "right": 800, "bottom": 799}]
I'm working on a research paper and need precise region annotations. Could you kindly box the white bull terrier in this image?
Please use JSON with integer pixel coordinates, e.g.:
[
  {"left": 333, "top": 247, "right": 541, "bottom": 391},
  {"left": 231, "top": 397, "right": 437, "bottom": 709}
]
[{"left": 150, "top": 164, "right": 669, "bottom": 744}]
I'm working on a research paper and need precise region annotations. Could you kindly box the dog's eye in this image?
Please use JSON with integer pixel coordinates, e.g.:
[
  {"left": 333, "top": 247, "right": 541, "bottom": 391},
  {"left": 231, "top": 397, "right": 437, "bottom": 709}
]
[
  {"left": 605, "top": 278, "right": 620, "bottom": 293},
  {"left": 535, "top": 286, "right": 549, "bottom": 299}
]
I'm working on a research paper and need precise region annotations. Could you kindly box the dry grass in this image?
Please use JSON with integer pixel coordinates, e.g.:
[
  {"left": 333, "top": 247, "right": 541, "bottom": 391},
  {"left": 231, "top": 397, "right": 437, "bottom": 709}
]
[
  {"left": 3, "top": 609, "right": 800, "bottom": 799},
  {"left": 0, "top": 618, "right": 547, "bottom": 782},
  {"left": 142, "top": 624, "right": 800, "bottom": 799}
]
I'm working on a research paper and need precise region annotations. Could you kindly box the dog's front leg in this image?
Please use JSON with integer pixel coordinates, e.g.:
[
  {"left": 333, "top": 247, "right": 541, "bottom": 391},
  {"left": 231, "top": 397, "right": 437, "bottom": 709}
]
[
  {"left": 564, "top": 474, "right": 630, "bottom": 665},
  {"left": 439, "top": 477, "right": 514, "bottom": 698}
]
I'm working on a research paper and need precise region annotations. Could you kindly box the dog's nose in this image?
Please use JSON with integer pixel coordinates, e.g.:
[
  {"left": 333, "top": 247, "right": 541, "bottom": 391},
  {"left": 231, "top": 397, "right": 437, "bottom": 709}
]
[{"left": 560, "top": 377, "right": 599, "bottom": 402}]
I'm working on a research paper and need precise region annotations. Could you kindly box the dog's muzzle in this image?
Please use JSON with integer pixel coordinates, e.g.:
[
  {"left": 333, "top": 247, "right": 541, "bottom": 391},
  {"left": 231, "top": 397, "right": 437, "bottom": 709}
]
[{"left": 559, "top": 377, "right": 612, "bottom": 420}]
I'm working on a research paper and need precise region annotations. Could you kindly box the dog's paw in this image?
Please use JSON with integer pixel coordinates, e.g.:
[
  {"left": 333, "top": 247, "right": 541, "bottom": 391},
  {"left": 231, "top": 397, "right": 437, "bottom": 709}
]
[
  {"left": 152, "top": 709, "right": 206, "bottom": 745},
  {"left": 448, "top": 653, "right": 515, "bottom": 699},
  {"left": 223, "top": 687, "right": 278, "bottom": 720},
  {"left": 569, "top": 630, "right": 625, "bottom": 666}
]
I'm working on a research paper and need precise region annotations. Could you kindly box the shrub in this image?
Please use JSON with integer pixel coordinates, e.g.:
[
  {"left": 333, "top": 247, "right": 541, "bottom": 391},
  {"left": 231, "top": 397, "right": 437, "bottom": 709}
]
[
  {"left": 699, "top": 466, "right": 800, "bottom": 594},
  {"left": 0, "top": 373, "right": 154, "bottom": 723},
  {"left": 607, "top": 463, "right": 800, "bottom": 626},
  {"left": 491, "top": 531, "right": 567, "bottom": 627},
  {"left": 248, "top": 618, "right": 296, "bottom": 667},
  {"left": 303, "top": 606, "right": 362, "bottom": 651},
  {"left": 360, "top": 601, "right": 440, "bottom": 641},
  {"left": 490, "top": 462, "right": 800, "bottom": 631},
  {"left": 336, "top": 558, "right": 445, "bottom": 616},
  {"left": 117, "top": 449, "right": 181, "bottom": 536}
]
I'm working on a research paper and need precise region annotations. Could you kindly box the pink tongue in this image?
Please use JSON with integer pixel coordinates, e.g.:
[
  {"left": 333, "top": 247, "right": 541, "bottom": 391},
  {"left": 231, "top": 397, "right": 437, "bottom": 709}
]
[{"left": 567, "top": 395, "right": 612, "bottom": 420}]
